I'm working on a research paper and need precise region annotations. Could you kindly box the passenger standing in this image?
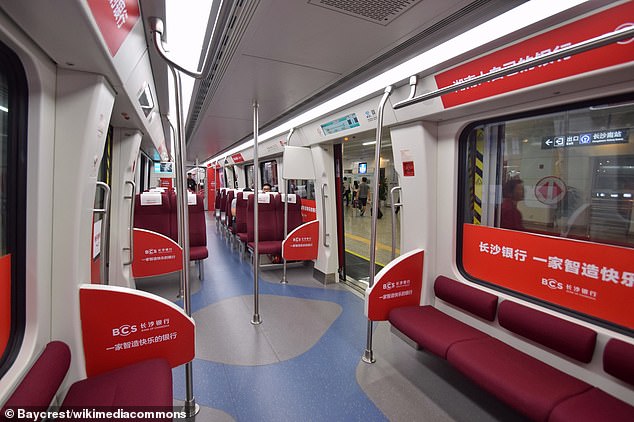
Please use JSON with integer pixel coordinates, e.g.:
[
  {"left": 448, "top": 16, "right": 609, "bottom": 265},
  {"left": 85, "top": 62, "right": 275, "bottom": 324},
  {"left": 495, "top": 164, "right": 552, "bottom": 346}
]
[
  {"left": 343, "top": 177, "right": 350, "bottom": 206},
  {"left": 352, "top": 180, "right": 360, "bottom": 209},
  {"left": 500, "top": 178, "right": 525, "bottom": 230},
  {"left": 187, "top": 173, "right": 197, "bottom": 192},
  {"left": 358, "top": 177, "right": 370, "bottom": 216}
]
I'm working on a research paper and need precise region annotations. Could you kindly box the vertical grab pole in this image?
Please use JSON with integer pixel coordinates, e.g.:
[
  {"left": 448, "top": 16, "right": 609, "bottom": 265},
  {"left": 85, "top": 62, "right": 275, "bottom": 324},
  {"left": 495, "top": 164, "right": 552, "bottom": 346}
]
[
  {"left": 252, "top": 101, "right": 262, "bottom": 325},
  {"left": 389, "top": 186, "right": 402, "bottom": 261},
  {"left": 93, "top": 182, "right": 111, "bottom": 285},
  {"left": 281, "top": 128, "right": 295, "bottom": 284},
  {"left": 362, "top": 85, "right": 392, "bottom": 364},
  {"left": 169, "top": 67, "right": 198, "bottom": 417}
]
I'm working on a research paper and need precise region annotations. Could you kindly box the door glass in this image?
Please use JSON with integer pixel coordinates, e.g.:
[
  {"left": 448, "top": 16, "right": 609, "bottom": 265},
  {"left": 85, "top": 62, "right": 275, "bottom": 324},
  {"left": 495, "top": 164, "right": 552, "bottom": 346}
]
[{"left": 340, "top": 135, "right": 399, "bottom": 291}]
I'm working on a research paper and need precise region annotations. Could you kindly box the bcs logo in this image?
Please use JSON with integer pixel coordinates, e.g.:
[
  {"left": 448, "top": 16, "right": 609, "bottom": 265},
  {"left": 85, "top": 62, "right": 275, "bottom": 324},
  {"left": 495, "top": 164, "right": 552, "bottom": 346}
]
[
  {"left": 112, "top": 324, "right": 137, "bottom": 337},
  {"left": 541, "top": 278, "right": 563, "bottom": 290}
]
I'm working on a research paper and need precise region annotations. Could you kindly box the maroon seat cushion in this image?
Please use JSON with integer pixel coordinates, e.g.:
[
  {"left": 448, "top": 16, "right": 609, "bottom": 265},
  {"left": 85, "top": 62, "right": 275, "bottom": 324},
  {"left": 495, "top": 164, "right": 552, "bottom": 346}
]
[
  {"left": 62, "top": 358, "right": 172, "bottom": 410},
  {"left": 434, "top": 276, "right": 498, "bottom": 321},
  {"left": 604, "top": 338, "right": 634, "bottom": 386},
  {"left": 549, "top": 387, "right": 634, "bottom": 422},
  {"left": 498, "top": 301, "right": 596, "bottom": 363},
  {"left": 388, "top": 306, "right": 490, "bottom": 359},
  {"left": 248, "top": 240, "right": 282, "bottom": 255},
  {"left": 190, "top": 246, "right": 209, "bottom": 261},
  {"left": 447, "top": 337, "right": 591, "bottom": 422},
  {"left": 1, "top": 341, "right": 70, "bottom": 411}
]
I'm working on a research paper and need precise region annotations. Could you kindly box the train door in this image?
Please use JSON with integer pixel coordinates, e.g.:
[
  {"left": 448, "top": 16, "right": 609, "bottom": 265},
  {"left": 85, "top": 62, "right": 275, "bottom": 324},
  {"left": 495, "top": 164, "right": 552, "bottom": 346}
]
[
  {"left": 336, "top": 132, "right": 401, "bottom": 292},
  {"left": 90, "top": 128, "right": 112, "bottom": 284}
]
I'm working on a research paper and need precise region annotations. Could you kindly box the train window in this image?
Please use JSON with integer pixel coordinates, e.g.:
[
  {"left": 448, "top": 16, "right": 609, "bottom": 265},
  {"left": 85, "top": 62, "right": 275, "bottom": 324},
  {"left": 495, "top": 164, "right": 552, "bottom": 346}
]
[
  {"left": 245, "top": 164, "right": 253, "bottom": 189},
  {"left": 287, "top": 179, "right": 315, "bottom": 200},
  {"left": 459, "top": 96, "right": 634, "bottom": 332},
  {"left": 461, "top": 99, "right": 634, "bottom": 245},
  {"left": 261, "top": 160, "right": 278, "bottom": 191},
  {"left": 0, "top": 41, "right": 27, "bottom": 375}
]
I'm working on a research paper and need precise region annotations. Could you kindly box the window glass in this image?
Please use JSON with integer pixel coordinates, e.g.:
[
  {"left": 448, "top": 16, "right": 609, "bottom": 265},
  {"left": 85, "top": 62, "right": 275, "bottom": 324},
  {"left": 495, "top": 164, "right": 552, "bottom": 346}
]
[
  {"left": 287, "top": 179, "right": 315, "bottom": 200},
  {"left": 245, "top": 164, "right": 254, "bottom": 189},
  {"left": 0, "top": 41, "right": 27, "bottom": 374},
  {"left": 260, "top": 160, "right": 278, "bottom": 191},
  {"left": 460, "top": 97, "right": 634, "bottom": 332},
  {"left": 462, "top": 99, "right": 634, "bottom": 246}
]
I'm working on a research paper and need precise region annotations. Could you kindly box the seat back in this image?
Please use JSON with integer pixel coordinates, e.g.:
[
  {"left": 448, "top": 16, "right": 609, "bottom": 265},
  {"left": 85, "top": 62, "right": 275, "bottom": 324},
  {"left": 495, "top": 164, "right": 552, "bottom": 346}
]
[
  {"left": 188, "top": 193, "right": 207, "bottom": 248},
  {"left": 134, "top": 192, "right": 172, "bottom": 239},
  {"left": 235, "top": 191, "right": 251, "bottom": 236},
  {"left": 1, "top": 341, "right": 70, "bottom": 411},
  {"left": 276, "top": 194, "right": 303, "bottom": 238},
  {"left": 247, "top": 193, "right": 279, "bottom": 242},
  {"left": 224, "top": 190, "right": 235, "bottom": 227}
]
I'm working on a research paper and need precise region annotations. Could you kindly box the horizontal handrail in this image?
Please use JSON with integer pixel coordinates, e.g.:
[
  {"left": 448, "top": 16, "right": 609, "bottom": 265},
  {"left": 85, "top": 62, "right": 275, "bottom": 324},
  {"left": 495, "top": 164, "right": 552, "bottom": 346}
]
[{"left": 393, "top": 26, "right": 634, "bottom": 110}]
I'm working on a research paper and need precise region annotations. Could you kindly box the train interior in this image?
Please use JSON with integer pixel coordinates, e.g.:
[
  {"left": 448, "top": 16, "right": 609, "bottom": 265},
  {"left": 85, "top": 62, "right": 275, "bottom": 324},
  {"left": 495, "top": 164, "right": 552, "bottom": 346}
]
[{"left": 1, "top": 0, "right": 634, "bottom": 421}]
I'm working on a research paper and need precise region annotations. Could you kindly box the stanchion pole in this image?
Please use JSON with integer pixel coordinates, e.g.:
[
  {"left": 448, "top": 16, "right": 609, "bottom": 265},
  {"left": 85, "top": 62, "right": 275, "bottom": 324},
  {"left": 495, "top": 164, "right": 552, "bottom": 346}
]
[
  {"left": 252, "top": 101, "right": 262, "bottom": 325},
  {"left": 362, "top": 86, "right": 392, "bottom": 364},
  {"left": 281, "top": 128, "right": 295, "bottom": 284}
]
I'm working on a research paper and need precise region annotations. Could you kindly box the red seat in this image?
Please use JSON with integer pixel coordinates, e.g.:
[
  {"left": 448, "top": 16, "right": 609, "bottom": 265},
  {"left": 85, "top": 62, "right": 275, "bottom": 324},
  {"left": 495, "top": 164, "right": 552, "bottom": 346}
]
[
  {"left": 275, "top": 194, "right": 303, "bottom": 238},
  {"left": 133, "top": 192, "right": 171, "bottom": 240},
  {"left": 247, "top": 193, "right": 282, "bottom": 256},
  {"left": 235, "top": 191, "right": 250, "bottom": 245},
  {"left": 1, "top": 341, "right": 172, "bottom": 418}
]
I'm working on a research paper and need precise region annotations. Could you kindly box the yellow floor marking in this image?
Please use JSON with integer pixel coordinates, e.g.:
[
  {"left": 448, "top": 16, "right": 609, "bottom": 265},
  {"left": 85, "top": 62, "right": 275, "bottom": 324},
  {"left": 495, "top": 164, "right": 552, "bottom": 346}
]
[
  {"left": 344, "top": 232, "right": 400, "bottom": 254},
  {"left": 345, "top": 249, "right": 388, "bottom": 267}
]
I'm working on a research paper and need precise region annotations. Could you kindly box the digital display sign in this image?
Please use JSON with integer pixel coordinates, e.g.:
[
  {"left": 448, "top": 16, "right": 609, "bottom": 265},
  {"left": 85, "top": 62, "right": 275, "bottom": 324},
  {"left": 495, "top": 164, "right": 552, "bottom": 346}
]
[
  {"left": 320, "top": 113, "right": 360, "bottom": 135},
  {"left": 542, "top": 129, "right": 629, "bottom": 149},
  {"left": 154, "top": 162, "right": 174, "bottom": 174},
  {"left": 358, "top": 162, "right": 367, "bottom": 174}
]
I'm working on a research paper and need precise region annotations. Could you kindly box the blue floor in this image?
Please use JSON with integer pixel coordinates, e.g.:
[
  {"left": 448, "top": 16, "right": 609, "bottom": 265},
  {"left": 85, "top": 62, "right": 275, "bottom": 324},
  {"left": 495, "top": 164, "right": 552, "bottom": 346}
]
[{"left": 172, "top": 221, "right": 387, "bottom": 421}]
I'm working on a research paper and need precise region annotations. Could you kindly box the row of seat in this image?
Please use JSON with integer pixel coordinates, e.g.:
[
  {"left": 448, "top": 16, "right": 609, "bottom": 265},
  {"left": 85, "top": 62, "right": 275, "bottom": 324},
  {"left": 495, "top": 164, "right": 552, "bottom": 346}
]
[
  {"left": 388, "top": 275, "right": 634, "bottom": 421},
  {"left": 134, "top": 190, "right": 208, "bottom": 277},
  {"left": 1, "top": 341, "right": 172, "bottom": 417},
  {"left": 215, "top": 189, "right": 303, "bottom": 261}
]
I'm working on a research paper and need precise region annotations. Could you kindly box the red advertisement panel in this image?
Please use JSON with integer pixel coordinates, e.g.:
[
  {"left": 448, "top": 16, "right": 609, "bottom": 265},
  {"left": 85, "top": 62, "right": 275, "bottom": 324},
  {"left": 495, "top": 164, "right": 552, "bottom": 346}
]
[
  {"left": 87, "top": 0, "right": 140, "bottom": 57},
  {"left": 80, "top": 285, "right": 195, "bottom": 377},
  {"left": 282, "top": 221, "right": 319, "bottom": 261},
  {"left": 463, "top": 224, "right": 634, "bottom": 330},
  {"left": 159, "top": 178, "right": 172, "bottom": 189},
  {"left": 207, "top": 165, "right": 216, "bottom": 210},
  {"left": 0, "top": 254, "right": 11, "bottom": 356},
  {"left": 301, "top": 199, "right": 317, "bottom": 222},
  {"left": 231, "top": 153, "right": 245, "bottom": 163},
  {"left": 435, "top": 2, "right": 634, "bottom": 108},
  {"left": 131, "top": 229, "right": 183, "bottom": 278},
  {"left": 365, "top": 249, "right": 424, "bottom": 321}
]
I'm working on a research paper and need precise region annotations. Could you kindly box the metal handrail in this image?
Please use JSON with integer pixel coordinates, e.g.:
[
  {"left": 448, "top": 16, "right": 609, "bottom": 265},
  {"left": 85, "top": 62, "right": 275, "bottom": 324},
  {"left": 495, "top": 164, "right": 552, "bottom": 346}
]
[
  {"left": 252, "top": 102, "right": 262, "bottom": 325},
  {"left": 281, "top": 127, "right": 295, "bottom": 284},
  {"left": 363, "top": 85, "right": 393, "bottom": 365},
  {"left": 122, "top": 181, "right": 136, "bottom": 266},
  {"left": 93, "top": 182, "right": 111, "bottom": 284},
  {"left": 389, "top": 186, "right": 402, "bottom": 261},
  {"left": 393, "top": 25, "right": 634, "bottom": 110},
  {"left": 321, "top": 183, "right": 329, "bottom": 247}
]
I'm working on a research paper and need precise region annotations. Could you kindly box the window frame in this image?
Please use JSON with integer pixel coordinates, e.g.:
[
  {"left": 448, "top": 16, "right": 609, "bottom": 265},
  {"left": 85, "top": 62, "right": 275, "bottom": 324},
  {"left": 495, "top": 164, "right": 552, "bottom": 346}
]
[
  {"left": 457, "top": 92, "right": 634, "bottom": 336},
  {"left": 0, "top": 40, "right": 28, "bottom": 377}
]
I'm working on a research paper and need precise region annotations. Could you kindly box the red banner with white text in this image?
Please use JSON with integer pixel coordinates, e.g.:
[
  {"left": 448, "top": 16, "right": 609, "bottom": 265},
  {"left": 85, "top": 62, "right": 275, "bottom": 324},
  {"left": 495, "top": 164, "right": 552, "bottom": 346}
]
[
  {"left": 365, "top": 249, "right": 424, "bottom": 321},
  {"left": 462, "top": 224, "right": 634, "bottom": 330},
  {"left": 282, "top": 220, "right": 319, "bottom": 261},
  {"left": 132, "top": 229, "right": 183, "bottom": 278},
  {"left": 435, "top": 2, "right": 634, "bottom": 108},
  {"left": 80, "top": 284, "right": 195, "bottom": 377}
]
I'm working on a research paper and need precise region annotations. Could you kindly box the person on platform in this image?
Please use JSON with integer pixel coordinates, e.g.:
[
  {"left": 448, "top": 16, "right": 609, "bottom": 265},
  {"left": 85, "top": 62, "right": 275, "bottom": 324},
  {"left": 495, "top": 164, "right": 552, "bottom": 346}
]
[{"left": 500, "top": 178, "right": 525, "bottom": 230}]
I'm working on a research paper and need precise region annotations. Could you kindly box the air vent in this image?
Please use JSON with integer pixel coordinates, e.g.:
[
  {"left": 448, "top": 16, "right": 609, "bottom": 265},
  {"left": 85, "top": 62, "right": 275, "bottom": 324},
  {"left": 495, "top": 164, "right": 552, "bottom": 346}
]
[{"left": 308, "top": 0, "right": 423, "bottom": 25}]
